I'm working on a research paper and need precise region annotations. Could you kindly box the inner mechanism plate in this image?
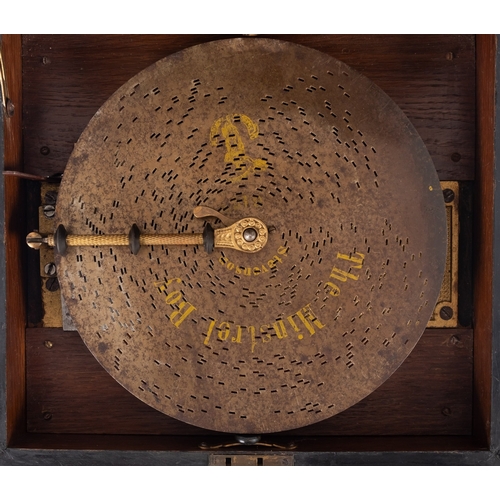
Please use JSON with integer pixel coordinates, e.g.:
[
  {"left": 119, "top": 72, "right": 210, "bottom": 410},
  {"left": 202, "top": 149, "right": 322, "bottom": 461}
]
[{"left": 55, "top": 38, "right": 447, "bottom": 434}]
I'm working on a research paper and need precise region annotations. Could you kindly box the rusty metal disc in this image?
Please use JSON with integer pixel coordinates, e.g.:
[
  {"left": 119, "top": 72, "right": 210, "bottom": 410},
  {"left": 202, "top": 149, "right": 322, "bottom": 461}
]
[{"left": 55, "top": 38, "right": 447, "bottom": 434}]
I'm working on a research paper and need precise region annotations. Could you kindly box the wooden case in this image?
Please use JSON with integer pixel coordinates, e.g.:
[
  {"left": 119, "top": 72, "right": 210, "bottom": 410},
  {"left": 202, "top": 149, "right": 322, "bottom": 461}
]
[{"left": 1, "top": 34, "right": 499, "bottom": 465}]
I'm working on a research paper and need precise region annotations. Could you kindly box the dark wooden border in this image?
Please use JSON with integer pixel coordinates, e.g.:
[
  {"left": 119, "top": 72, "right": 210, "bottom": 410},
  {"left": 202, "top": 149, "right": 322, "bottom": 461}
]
[
  {"left": 490, "top": 33, "right": 500, "bottom": 458},
  {"left": 0, "top": 41, "right": 6, "bottom": 452},
  {"left": 473, "top": 34, "right": 496, "bottom": 447},
  {"left": 1, "top": 34, "right": 499, "bottom": 465},
  {"left": 1, "top": 34, "right": 26, "bottom": 452}
]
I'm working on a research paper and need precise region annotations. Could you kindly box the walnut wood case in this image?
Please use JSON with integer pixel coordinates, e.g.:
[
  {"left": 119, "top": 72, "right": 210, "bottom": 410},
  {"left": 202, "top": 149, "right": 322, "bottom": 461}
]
[{"left": 1, "top": 34, "right": 499, "bottom": 465}]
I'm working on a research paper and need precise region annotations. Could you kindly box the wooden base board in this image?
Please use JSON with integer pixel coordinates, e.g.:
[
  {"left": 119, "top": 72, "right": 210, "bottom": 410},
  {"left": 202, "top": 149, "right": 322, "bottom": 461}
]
[{"left": 26, "top": 328, "right": 472, "bottom": 436}]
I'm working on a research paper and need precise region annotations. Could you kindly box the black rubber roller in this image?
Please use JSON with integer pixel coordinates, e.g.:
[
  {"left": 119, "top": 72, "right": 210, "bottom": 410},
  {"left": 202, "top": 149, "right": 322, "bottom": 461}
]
[
  {"left": 54, "top": 224, "right": 68, "bottom": 256},
  {"left": 129, "top": 224, "right": 141, "bottom": 255},
  {"left": 203, "top": 223, "right": 214, "bottom": 254}
]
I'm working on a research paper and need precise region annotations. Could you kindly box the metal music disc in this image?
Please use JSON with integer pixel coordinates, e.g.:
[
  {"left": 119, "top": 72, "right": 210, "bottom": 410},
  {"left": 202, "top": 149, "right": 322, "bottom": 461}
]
[{"left": 55, "top": 38, "right": 447, "bottom": 434}]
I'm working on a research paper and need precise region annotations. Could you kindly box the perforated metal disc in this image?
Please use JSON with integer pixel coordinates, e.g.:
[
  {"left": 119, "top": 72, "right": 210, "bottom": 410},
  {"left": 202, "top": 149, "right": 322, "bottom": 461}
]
[{"left": 55, "top": 38, "right": 447, "bottom": 434}]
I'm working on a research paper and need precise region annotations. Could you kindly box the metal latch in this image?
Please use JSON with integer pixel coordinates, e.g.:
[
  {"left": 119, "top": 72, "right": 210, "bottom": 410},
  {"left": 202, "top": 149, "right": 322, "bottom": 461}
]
[{"left": 209, "top": 454, "right": 294, "bottom": 466}]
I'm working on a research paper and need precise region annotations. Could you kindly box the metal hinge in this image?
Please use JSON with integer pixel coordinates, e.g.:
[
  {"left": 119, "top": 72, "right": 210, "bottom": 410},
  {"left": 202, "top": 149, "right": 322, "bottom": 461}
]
[{"left": 209, "top": 454, "right": 294, "bottom": 466}]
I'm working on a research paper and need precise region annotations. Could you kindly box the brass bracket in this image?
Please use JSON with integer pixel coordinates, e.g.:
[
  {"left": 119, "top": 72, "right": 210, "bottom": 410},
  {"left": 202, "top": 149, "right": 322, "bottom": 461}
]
[
  {"left": 38, "top": 183, "right": 62, "bottom": 328},
  {"left": 428, "top": 181, "right": 459, "bottom": 327},
  {"left": 38, "top": 181, "right": 459, "bottom": 329},
  {"left": 38, "top": 182, "right": 76, "bottom": 330}
]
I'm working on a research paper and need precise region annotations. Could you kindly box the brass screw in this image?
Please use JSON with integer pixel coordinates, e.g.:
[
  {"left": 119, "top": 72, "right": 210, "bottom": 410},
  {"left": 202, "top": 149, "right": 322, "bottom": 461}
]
[{"left": 44, "top": 340, "right": 53, "bottom": 349}]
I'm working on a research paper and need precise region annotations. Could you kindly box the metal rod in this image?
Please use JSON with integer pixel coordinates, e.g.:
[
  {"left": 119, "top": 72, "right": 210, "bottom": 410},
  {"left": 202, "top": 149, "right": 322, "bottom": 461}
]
[{"left": 26, "top": 214, "right": 268, "bottom": 256}]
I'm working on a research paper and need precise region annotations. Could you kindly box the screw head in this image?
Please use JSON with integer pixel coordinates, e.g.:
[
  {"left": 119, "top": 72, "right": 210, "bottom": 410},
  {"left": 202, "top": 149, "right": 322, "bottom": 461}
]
[
  {"left": 44, "top": 262, "right": 57, "bottom": 276},
  {"left": 442, "top": 188, "right": 455, "bottom": 203},
  {"left": 42, "top": 411, "right": 52, "bottom": 421},
  {"left": 26, "top": 231, "right": 43, "bottom": 250},
  {"left": 451, "top": 152, "right": 461, "bottom": 163},
  {"left": 44, "top": 190, "right": 58, "bottom": 205},
  {"left": 44, "top": 340, "right": 53, "bottom": 349},
  {"left": 43, "top": 205, "right": 56, "bottom": 218},
  {"left": 40, "top": 146, "right": 50, "bottom": 156},
  {"left": 6, "top": 99, "right": 15, "bottom": 117},
  {"left": 440, "top": 306, "right": 453, "bottom": 321},
  {"left": 45, "top": 277, "right": 60, "bottom": 292},
  {"left": 449, "top": 335, "right": 463, "bottom": 347},
  {"left": 442, "top": 407, "right": 452, "bottom": 417}
]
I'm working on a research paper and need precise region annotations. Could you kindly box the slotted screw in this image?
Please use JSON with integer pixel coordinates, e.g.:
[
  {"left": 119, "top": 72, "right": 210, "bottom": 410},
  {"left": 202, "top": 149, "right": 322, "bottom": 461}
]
[
  {"left": 44, "top": 190, "right": 58, "bottom": 205},
  {"left": 45, "top": 277, "right": 60, "bottom": 292},
  {"left": 439, "top": 306, "right": 453, "bottom": 321},
  {"left": 43, "top": 205, "right": 56, "bottom": 218},
  {"left": 442, "top": 188, "right": 455, "bottom": 203},
  {"left": 44, "top": 262, "right": 57, "bottom": 276}
]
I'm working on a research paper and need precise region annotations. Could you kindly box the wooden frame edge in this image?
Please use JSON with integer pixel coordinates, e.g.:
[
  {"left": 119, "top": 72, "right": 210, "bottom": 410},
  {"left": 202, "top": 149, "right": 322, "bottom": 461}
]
[
  {"left": 490, "top": 34, "right": 500, "bottom": 457},
  {"left": 473, "top": 34, "right": 497, "bottom": 448},
  {"left": 1, "top": 34, "right": 26, "bottom": 447},
  {"left": 0, "top": 37, "right": 6, "bottom": 451}
]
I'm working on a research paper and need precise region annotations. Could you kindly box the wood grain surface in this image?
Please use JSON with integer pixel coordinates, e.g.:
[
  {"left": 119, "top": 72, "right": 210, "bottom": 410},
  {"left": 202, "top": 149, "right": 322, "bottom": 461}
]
[
  {"left": 2, "top": 34, "right": 27, "bottom": 445},
  {"left": 22, "top": 35, "right": 475, "bottom": 180},
  {"left": 26, "top": 327, "right": 472, "bottom": 436},
  {"left": 472, "top": 34, "right": 497, "bottom": 445}
]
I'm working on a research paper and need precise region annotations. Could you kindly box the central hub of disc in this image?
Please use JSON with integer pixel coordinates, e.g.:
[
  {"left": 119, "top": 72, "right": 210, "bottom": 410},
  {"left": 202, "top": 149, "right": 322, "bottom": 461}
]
[{"left": 243, "top": 227, "right": 258, "bottom": 242}]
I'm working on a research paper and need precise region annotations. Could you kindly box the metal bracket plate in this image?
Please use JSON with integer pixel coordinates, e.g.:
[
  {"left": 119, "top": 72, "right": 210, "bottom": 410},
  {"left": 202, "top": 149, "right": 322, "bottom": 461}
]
[
  {"left": 39, "top": 181, "right": 460, "bottom": 331},
  {"left": 428, "top": 181, "right": 459, "bottom": 327},
  {"left": 209, "top": 454, "right": 294, "bottom": 466}
]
